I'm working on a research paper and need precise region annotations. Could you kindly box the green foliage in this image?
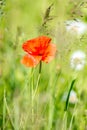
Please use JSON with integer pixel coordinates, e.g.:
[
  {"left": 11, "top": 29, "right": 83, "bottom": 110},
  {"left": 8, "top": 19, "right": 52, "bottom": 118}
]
[{"left": 0, "top": 0, "right": 87, "bottom": 129}]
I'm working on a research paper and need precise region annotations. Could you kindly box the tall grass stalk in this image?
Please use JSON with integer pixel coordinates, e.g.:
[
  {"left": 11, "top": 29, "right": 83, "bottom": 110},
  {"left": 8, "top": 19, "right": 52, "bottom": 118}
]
[
  {"left": 3, "top": 88, "right": 6, "bottom": 130},
  {"left": 62, "top": 112, "right": 67, "bottom": 130},
  {"left": 64, "top": 79, "right": 76, "bottom": 111},
  {"left": 69, "top": 104, "right": 77, "bottom": 130},
  {"left": 30, "top": 69, "right": 34, "bottom": 127},
  {"left": 33, "top": 73, "right": 41, "bottom": 100},
  {"left": 47, "top": 94, "right": 54, "bottom": 130},
  {"left": 3, "top": 88, "right": 15, "bottom": 130},
  {"left": 31, "top": 67, "right": 41, "bottom": 129}
]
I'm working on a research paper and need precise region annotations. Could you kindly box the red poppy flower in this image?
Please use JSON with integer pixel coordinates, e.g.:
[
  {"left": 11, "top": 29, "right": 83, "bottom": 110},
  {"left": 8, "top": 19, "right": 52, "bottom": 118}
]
[{"left": 21, "top": 36, "right": 57, "bottom": 67}]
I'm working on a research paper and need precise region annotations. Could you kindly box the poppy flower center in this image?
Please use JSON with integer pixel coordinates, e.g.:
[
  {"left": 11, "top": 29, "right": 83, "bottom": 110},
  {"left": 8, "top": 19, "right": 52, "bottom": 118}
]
[{"left": 38, "top": 51, "right": 43, "bottom": 56}]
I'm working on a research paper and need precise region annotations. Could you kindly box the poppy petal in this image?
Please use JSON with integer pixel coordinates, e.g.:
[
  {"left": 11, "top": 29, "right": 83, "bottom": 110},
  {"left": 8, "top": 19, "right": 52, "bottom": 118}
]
[
  {"left": 37, "top": 36, "right": 51, "bottom": 48},
  {"left": 22, "top": 36, "right": 51, "bottom": 55},
  {"left": 42, "top": 43, "right": 57, "bottom": 63},
  {"left": 21, "top": 54, "right": 42, "bottom": 67}
]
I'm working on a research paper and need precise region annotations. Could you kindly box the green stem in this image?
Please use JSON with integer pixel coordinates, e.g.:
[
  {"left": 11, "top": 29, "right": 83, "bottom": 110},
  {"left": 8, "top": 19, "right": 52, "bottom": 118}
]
[
  {"left": 64, "top": 79, "right": 76, "bottom": 111},
  {"left": 3, "top": 88, "right": 6, "bottom": 130},
  {"left": 48, "top": 96, "right": 54, "bottom": 130},
  {"left": 4, "top": 90, "right": 15, "bottom": 129},
  {"left": 39, "top": 61, "right": 42, "bottom": 74},
  {"left": 33, "top": 74, "right": 41, "bottom": 99},
  {"left": 31, "top": 69, "right": 34, "bottom": 125}
]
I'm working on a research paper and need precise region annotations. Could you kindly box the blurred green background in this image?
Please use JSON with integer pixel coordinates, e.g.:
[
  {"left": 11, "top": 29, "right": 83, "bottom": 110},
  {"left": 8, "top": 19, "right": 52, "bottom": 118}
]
[{"left": 0, "top": 0, "right": 87, "bottom": 129}]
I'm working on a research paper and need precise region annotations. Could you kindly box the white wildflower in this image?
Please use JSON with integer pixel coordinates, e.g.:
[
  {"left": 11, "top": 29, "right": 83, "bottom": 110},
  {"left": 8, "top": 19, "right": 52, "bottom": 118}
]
[
  {"left": 70, "top": 50, "right": 86, "bottom": 71},
  {"left": 69, "top": 90, "right": 78, "bottom": 104},
  {"left": 62, "top": 90, "right": 78, "bottom": 104},
  {"left": 66, "top": 19, "right": 87, "bottom": 35}
]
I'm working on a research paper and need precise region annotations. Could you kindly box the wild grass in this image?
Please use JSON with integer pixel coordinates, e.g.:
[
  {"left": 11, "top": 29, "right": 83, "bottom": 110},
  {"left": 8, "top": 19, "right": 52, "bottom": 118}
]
[{"left": 0, "top": 0, "right": 87, "bottom": 130}]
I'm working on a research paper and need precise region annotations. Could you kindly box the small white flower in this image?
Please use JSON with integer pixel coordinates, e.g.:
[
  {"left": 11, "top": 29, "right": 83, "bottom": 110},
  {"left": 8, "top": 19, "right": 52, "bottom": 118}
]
[
  {"left": 70, "top": 50, "right": 86, "bottom": 71},
  {"left": 69, "top": 90, "right": 78, "bottom": 104},
  {"left": 62, "top": 90, "right": 78, "bottom": 104},
  {"left": 66, "top": 19, "right": 87, "bottom": 35}
]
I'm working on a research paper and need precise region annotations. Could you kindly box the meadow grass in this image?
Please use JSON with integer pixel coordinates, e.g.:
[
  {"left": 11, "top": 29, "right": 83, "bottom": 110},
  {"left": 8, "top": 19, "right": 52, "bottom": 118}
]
[{"left": 0, "top": 0, "right": 87, "bottom": 130}]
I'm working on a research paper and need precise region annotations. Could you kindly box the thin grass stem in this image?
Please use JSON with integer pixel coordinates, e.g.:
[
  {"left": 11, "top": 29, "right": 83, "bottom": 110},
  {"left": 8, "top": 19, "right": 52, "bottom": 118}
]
[
  {"left": 64, "top": 79, "right": 76, "bottom": 111},
  {"left": 4, "top": 91, "right": 15, "bottom": 129},
  {"left": 69, "top": 103, "right": 77, "bottom": 130},
  {"left": 3, "top": 88, "right": 6, "bottom": 130},
  {"left": 33, "top": 73, "right": 41, "bottom": 99},
  {"left": 31, "top": 69, "right": 34, "bottom": 128},
  {"left": 62, "top": 112, "right": 67, "bottom": 130}
]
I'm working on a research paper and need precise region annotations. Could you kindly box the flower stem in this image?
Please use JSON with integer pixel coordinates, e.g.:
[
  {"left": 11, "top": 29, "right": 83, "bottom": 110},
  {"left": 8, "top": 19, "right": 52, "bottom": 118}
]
[
  {"left": 39, "top": 61, "right": 42, "bottom": 74},
  {"left": 64, "top": 79, "right": 76, "bottom": 111}
]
